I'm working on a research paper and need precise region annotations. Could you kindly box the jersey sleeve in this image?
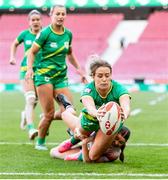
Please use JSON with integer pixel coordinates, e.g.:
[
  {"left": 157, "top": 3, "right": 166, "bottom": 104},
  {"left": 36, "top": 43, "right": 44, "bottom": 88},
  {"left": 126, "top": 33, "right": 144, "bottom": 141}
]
[
  {"left": 65, "top": 28, "right": 72, "bottom": 47},
  {"left": 81, "top": 83, "right": 94, "bottom": 99},
  {"left": 113, "top": 81, "right": 130, "bottom": 99},
  {"left": 69, "top": 31, "right": 72, "bottom": 47},
  {"left": 16, "top": 30, "right": 27, "bottom": 44},
  {"left": 34, "top": 27, "right": 49, "bottom": 47}
]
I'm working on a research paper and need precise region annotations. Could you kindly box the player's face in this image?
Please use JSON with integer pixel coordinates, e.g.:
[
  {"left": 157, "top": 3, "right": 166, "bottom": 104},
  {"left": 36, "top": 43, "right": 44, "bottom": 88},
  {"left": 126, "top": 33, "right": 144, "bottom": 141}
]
[
  {"left": 113, "top": 133, "right": 126, "bottom": 147},
  {"left": 51, "top": 7, "right": 66, "bottom": 26},
  {"left": 94, "top": 67, "right": 112, "bottom": 91},
  {"left": 29, "top": 14, "right": 42, "bottom": 32}
]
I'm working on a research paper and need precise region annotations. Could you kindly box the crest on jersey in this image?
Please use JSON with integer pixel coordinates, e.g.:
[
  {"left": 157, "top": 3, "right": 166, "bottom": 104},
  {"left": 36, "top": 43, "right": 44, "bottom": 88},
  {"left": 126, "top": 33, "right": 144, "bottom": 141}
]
[
  {"left": 25, "top": 40, "right": 32, "bottom": 45},
  {"left": 64, "top": 42, "right": 69, "bottom": 49},
  {"left": 84, "top": 88, "right": 91, "bottom": 93},
  {"left": 50, "top": 42, "right": 58, "bottom": 48},
  {"left": 45, "top": 77, "right": 50, "bottom": 82}
]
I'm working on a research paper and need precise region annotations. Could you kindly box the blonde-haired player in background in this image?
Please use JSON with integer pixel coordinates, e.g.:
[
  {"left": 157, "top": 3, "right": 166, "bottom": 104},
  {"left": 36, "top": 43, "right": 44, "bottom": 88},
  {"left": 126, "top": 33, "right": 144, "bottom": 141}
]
[
  {"left": 26, "top": 5, "right": 86, "bottom": 150},
  {"left": 9, "top": 10, "right": 42, "bottom": 140}
]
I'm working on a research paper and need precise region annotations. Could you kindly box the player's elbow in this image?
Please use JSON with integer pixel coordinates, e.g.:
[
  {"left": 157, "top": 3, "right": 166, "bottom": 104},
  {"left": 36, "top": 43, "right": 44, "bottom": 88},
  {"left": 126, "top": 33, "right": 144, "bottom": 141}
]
[{"left": 89, "top": 151, "right": 100, "bottom": 161}]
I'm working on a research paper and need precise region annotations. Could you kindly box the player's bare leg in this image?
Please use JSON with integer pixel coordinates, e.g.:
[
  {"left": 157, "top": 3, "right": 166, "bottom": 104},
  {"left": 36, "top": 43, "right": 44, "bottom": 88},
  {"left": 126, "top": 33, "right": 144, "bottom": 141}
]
[
  {"left": 35, "top": 84, "right": 55, "bottom": 150},
  {"left": 21, "top": 79, "right": 38, "bottom": 140}
]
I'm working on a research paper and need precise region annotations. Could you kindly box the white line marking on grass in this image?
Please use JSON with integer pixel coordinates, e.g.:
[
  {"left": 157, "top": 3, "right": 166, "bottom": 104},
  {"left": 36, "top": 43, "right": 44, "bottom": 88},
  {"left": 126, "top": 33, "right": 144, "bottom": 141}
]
[
  {"left": 149, "top": 94, "right": 167, "bottom": 106},
  {"left": 0, "top": 142, "right": 59, "bottom": 145},
  {"left": 0, "top": 142, "right": 168, "bottom": 147},
  {"left": 130, "top": 108, "right": 142, "bottom": 116},
  {"left": 128, "top": 143, "right": 168, "bottom": 147},
  {"left": 0, "top": 172, "right": 168, "bottom": 177},
  {"left": 149, "top": 99, "right": 158, "bottom": 105}
]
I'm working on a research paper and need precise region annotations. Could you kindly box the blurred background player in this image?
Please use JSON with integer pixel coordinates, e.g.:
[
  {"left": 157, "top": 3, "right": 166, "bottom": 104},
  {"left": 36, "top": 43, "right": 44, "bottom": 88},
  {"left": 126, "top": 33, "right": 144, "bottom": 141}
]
[
  {"left": 26, "top": 5, "right": 86, "bottom": 150},
  {"left": 50, "top": 126, "right": 131, "bottom": 163},
  {"left": 56, "top": 54, "right": 131, "bottom": 161},
  {"left": 9, "top": 10, "right": 42, "bottom": 140}
]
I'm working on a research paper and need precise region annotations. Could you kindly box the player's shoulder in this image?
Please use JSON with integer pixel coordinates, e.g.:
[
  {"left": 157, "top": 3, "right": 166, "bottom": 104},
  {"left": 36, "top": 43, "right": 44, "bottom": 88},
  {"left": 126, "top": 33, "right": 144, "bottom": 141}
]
[
  {"left": 85, "top": 81, "right": 94, "bottom": 88},
  {"left": 17, "top": 29, "right": 30, "bottom": 40},
  {"left": 83, "top": 81, "right": 94, "bottom": 93},
  {"left": 112, "top": 80, "right": 123, "bottom": 87},
  {"left": 35, "top": 25, "right": 51, "bottom": 40},
  {"left": 41, "top": 25, "right": 51, "bottom": 33},
  {"left": 64, "top": 27, "right": 72, "bottom": 36},
  {"left": 19, "top": 29, "right": 29, "bottom": 36},
  {"left": 112, "top": 80, "right": 129, "bottom": 95}
]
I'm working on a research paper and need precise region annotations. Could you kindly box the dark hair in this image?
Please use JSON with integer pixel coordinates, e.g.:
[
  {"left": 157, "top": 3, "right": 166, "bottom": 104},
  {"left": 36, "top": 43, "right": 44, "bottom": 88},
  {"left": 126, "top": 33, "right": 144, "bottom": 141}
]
[
  {"left": 49, "top": 4, "right": 66, "bottom": 16},
  {"left": 88, "top": 54, "right": 112, "bottom": 76},
  {"left": 119, "top": 126, "right": 131, "bottom": 162},
  {"left": 119, "top": 126, "right": 131, "bottom": 142},
  {"left": 28, "top": 9, "right": 41, "bottom": 19}
]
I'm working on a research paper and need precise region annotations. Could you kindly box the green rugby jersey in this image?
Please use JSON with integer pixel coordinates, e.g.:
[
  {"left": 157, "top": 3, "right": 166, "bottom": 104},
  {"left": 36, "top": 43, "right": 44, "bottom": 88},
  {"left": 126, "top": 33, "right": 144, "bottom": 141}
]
[
  {"left": 17, "top": 29, "right": 40, "bottom": 70},
  {"left": 34, "top": 25, "right": 72, "bottom": 79},
  {"left": 81, "top": 80, "right": 129, "bottom": 118}
]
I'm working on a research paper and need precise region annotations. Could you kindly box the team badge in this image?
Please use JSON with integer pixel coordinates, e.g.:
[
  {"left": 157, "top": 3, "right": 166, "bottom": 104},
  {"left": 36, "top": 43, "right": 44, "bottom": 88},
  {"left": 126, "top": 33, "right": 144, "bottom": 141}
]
[
  {"left": 45, "top": 77, "right": 50, "bottom": 82},
  {"left": 84, "top": 88, "right": 91, "bottom": 93},
  {"left": 64, "top": 42, "right": 69, "bottom": 49},
  {"left": 25, "top": 40, "right": 32, "bottom": 45},
  {"left": 50, "top": 42, "right": 58, "bottom": 48}
]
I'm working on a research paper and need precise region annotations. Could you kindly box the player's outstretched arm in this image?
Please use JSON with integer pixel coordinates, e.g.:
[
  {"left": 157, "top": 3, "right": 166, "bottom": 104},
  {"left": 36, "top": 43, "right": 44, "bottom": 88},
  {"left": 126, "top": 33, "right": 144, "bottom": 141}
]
[{"left": 9, "top": 39, "right": 19, "bottom": 65}]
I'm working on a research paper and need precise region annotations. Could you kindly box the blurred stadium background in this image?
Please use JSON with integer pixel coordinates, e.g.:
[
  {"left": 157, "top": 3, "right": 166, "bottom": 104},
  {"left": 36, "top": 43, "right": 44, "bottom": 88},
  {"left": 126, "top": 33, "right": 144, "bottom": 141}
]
[
  {"left": 0, "top": 0, "right": 168, "bottom": 92},
  {"left": 0, "top": 0, "right": 168, "bottom": 178}
]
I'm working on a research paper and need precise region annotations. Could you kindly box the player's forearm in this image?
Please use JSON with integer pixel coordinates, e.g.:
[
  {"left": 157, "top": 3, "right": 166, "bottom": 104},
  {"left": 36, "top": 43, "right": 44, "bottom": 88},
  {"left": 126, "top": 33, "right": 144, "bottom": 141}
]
[
  {"left": 27, "top": 51, "right": 35, "bottom": 70},
  {"left": 120, "top": 95, "right": 131, "bottom": 119},
  {"left": 82, "top": 141, "right": 92, "bottom": 163},
  {"left": 87, "top": 106, "right": 97, "bottom": 118},
  {"left": 82, "top": 97, "right": 97, "bottom": 118},
  {"left": 10, "top": 42, "right": 18, "bottom": 59},
  {"left": 68, "top": 53, "right": 80, "bottom": 69}
]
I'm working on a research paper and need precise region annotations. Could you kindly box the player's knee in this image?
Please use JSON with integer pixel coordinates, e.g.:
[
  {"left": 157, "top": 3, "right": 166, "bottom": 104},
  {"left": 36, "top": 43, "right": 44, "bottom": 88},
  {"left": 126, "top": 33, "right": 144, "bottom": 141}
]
[
  {"left": 61, "top": 110, "right": 68, "bottom": 120},
  {"left": 44, "top": 110, "right": 55, "bottom": 122},
  {"left": 25, "top": 91, "right": 36, "bottom": 105},
  {"left": 53, "top": 110, "right": 62, "bottom": 120},
  {"left": 61, "top": 108, "right": 76, "bottom": 120}
]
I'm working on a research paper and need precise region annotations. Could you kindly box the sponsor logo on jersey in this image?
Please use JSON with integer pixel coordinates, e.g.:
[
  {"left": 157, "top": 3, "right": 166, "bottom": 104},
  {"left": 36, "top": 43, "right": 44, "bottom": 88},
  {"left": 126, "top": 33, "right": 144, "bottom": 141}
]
[
  {"left": 50, "top": 42, "right": 58, "bottom": 48},
  {"left": 25, "top": 40, "right": 32, "bottom": 45},
  {"left": 64, "top": 42, "right": 69, "bottom": 49},
  {"left": 84, "top": 88, "right": 91, "bottom": 93},
  {"left": 45, "top": 77, "right": 50, "bottom": 82}
]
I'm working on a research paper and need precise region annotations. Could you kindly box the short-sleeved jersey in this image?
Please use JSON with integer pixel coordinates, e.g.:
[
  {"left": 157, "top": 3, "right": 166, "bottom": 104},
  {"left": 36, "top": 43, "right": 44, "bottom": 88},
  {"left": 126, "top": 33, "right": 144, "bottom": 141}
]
[
  {"left": 81, "top": 80, "right": 129, "bottom": 115},
  {"left": 34, "top": 25, "right": 72, "bottom": 79},
  {"left": 17, "top": 29, "right": 40, "bottom": 68}
]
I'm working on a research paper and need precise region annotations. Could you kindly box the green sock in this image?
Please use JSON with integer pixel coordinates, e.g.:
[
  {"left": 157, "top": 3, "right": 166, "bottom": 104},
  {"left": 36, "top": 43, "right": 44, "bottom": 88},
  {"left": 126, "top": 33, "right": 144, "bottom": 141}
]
[
  {"left": 37, "top": 137, "right": 45, "bottom": 145},
  {"left": 77, "top": 152, "right": 83, "bottom": 161},
  {"left": 70, "top": 136, "right": 81, "bottom": 145},
  {"left": 27, "top": 123, "right": 34, "bottom": 130}
]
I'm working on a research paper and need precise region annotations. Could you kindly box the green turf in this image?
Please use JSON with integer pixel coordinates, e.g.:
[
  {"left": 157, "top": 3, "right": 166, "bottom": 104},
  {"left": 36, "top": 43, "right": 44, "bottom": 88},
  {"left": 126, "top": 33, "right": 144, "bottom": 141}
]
[{"left": 0, "top": 91, "right": 168, "bottom": 179}]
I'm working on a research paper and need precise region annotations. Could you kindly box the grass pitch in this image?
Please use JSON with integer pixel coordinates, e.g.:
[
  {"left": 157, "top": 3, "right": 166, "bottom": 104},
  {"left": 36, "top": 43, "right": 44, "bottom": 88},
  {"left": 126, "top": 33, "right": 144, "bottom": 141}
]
[{"left": 0, "top": 91, "right": 168, "bottom": 179}]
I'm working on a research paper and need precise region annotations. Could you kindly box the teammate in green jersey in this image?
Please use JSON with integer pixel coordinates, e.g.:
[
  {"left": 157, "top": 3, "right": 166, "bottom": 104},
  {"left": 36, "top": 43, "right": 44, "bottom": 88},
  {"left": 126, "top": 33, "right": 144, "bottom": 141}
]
[
  {"left": 26, "top": 5, "right": 86, "bottom": 150},
  {"left": 56, "top": 54, "right": 131, "bottom": 161},
  {"left": 9, "top": 10, "right": 42, "bottom": 140}
]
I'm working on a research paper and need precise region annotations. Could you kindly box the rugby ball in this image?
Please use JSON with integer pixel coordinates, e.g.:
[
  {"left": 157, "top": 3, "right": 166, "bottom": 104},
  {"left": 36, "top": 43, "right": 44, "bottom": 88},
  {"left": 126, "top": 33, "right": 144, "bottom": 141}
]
[{"left": 99, "top": 101, "right": 122, "bottom": 136}]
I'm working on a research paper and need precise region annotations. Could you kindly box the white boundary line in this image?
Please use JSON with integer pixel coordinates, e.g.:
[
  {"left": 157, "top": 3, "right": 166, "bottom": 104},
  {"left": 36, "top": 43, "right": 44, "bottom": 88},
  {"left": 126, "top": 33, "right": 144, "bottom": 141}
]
[
  {"left": 0, "top": 172, "right": 168, "bottom": 177},
  {"left": 0, "top": 142, "right": 168, "bottom": 146},
  {"left": 149, "top": 94, "right": 167, "bottom": 106},
  {"left": 128, "top": 143, "right": 168, "bottom": 147},
  {"left": 130, "top": 108, "right": 142, "bottom": 116}
]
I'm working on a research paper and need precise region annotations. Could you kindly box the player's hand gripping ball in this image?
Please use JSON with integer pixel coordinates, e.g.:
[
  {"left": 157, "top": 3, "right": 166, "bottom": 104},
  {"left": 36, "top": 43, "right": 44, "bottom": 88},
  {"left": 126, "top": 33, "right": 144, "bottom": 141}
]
[{"left": 98, "top": 101, "right": 122, "bottom": 136}]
